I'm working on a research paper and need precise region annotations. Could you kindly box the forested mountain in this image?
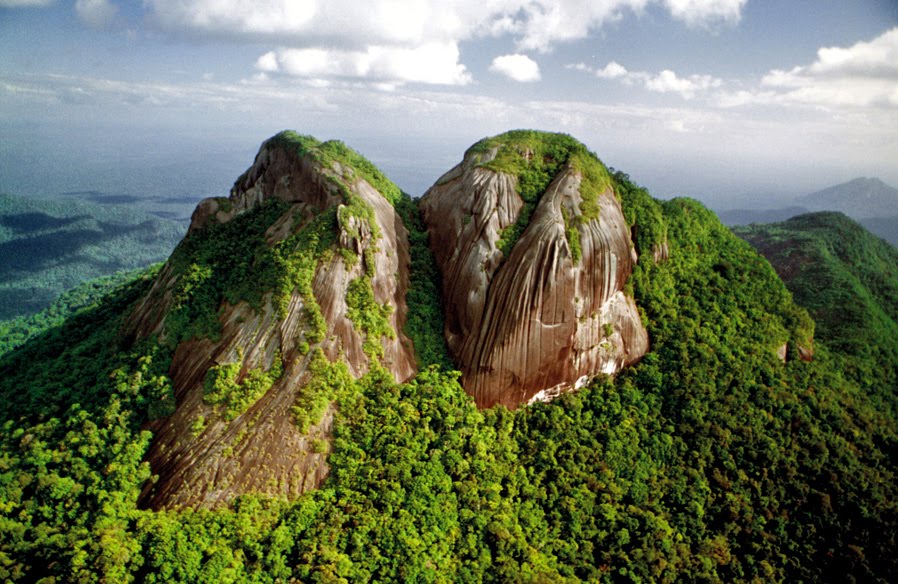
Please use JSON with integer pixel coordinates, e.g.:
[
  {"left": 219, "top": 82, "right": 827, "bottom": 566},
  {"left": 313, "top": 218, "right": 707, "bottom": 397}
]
[
  {"left": 734, "top": 212, "right": 898, "bottom": 411},
  {"left": 718, "top": 178, "right": 898, "bottom": 248},
  {"left": 0, "top": 132, "right": 895, "bottom": 583},
  {"left": 0, "top": 193, "right": 185, "bottom": 320}
]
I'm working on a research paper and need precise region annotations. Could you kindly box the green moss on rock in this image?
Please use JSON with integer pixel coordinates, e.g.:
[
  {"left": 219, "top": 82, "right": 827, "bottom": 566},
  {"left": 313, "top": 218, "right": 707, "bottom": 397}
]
[
  {"left": 271, "top": 131, "right": 402, "bottom": 206},
  {"left": 204, "top": 353, "right": 284, "bottom": 421},
  {"left": 467, "top": 130, "right": 610, "bottom": 261}
]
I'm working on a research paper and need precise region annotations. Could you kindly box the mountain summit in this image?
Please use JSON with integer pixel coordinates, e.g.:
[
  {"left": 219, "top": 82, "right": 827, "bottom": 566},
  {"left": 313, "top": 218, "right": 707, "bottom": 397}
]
[
  {"left": 125, "top": 131, "right": 416, "bottom": 509},
  {"left": 421, "top": 131, "right": 648, "bottom": 408},
  {"left": 118, "top": 130, "right": 655, "bottom": 507}
]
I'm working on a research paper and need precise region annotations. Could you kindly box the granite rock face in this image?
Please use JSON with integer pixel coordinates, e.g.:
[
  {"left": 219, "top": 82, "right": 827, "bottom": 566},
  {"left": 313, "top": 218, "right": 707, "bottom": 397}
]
[
  {"left": 421, "top": 134, "right": 648, "bottom": 408},
  {"left": 126, "top": 133, "right": 415, "bottom": 510}
]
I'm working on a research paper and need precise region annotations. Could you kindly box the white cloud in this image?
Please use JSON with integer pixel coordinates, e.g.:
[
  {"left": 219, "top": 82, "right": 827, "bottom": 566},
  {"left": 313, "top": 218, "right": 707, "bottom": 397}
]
[
  {"left": 507, "top": 1, "right": 652, "bottom": 52},
  {"left": 807, "top": 27, "right": 898, "bottom": 78},
  {"left": 75, "top": 0, "right": 117, "bottom": 29},
  {"left": 721, "top": 27, "right": 898, "bottom": 109},
  {"left": 595, "top": 61, "right": 628, "bottom": 79},
  {"left": 4, "top": 69, "right": 896, "bottom": 200},
  {"left": 662, "top": 0, "right": 747, "bottom": 27},
  {"left": 572, "top": 61, "right": 721, "bottom": 99},
  {"left": 255, "top": 51, "right": 280, "bottom": 73},
  {"left": 645, "top": 69, "right": 721, "bottom": 98},
  {"left": 489, "top": 54, "right": 541, "bottom": 82},
  {"left": 258, "top": 43, "right": 472, "bottom": 86},
  {"left": 0, "top": 0, "right": 53, "bottom": 6},
  {"left": 143, "top": 1, "right": 750, "bottom": 76}
]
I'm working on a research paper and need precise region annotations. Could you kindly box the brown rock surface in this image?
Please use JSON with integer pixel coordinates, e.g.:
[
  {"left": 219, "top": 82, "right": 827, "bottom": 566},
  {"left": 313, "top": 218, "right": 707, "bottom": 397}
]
[
  {"left": 126, "top": 134, "right": 415, "bottom": 510},
  {"left": 421, "top": 141, "right": 648, "bottom": 408}
]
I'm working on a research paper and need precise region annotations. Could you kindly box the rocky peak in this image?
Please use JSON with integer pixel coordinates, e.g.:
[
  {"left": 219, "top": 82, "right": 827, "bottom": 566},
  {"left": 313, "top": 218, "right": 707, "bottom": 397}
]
[
  {"left": 421, "top": 131, "right": 648, "bottom": 408},
  {"left": 125, "top": 131, "right": 415, "bottom": 510}
]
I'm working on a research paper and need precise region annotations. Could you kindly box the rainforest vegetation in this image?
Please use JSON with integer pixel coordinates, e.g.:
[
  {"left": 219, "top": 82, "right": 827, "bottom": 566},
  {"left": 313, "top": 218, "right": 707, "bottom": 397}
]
[
  {"left": 1, "top": 156, "right": 896, "bottom": 583},
  {"left": 0, "top": 193, "right": 184, "bottom": 321},
  {"left": 734, "top": 211, "right": 898, "bottom": 416}
]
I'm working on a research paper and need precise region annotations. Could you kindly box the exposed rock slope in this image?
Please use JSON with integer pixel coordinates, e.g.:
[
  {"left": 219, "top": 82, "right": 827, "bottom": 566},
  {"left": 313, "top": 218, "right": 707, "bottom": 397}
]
[
  {"left": 125, "top": 131, "right": 415, "bottom": 510},
  {"left": 421, "top": 131, "right": 648, "bottom": 408}
]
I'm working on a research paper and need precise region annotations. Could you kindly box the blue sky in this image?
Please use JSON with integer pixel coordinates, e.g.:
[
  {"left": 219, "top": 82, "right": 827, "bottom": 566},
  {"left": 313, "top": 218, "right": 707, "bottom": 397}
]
[{"left": 1, "top": 0, "right": 897, "bottom": 206}]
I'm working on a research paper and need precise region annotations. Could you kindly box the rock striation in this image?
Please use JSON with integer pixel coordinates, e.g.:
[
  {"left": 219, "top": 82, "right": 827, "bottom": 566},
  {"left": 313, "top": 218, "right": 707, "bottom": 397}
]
[
  {"left": 421, "top": 131, "right": 648, "bottom": 408},
  {"left": 125, "top": 132, "right": 415, "bottom": 510}
]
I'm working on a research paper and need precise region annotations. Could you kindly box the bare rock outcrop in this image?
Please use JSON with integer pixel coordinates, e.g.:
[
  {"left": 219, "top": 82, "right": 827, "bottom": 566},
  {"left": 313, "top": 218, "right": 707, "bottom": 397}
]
[
  {"left": 421, "top": 132, "right": 648, "bottom": 408},
  {"left": 126, "top": 132, "right": 415, "bottom": 510}
]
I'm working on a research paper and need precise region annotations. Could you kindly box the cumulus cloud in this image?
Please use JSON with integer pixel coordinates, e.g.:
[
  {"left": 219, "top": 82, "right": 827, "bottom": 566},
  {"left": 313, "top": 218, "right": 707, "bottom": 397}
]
[
  {"left": 595, "top": 61, "right": 629, "bottom": 79},
  {"left": 255, "top": 51, "right": 280, "bottom": 73},
  {"left": 662, "top": 0, "right": 747, "bottom": 27},
  {"left": 75, "top": 0, "right": 118, "bottom": 29},
  {"left": 645, "top": 69, "right": 721, "bottom": 98},
  {"left": 489, "top": 54, "right": 541, "bottom": 82},
  {"left": 719, "top": 27, "right": 898, "bottom": 109},
  {"left": 256, "top": 43, "right": 472, "bottom": 86},
  {"left": 805, "top": 27, "right": 898, "bottom": 78},
  {"left": 143, "top": 1, "right": 750, "bottom": 67},
  {"left": 571, "top": 61, "right": 721, "bottom": 99}
]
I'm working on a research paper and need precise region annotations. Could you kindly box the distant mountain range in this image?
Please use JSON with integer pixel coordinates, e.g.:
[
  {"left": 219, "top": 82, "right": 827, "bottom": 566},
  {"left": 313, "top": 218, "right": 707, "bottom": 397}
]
[{"left": 718, "top": 177, "right": 898, "bottom": 247}]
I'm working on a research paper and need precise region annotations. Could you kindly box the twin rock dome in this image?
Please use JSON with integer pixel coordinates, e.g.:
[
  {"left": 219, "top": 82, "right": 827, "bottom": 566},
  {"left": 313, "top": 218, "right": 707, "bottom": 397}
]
[{"left": 126, "top": 130, "right": 650, "bottom": 509}]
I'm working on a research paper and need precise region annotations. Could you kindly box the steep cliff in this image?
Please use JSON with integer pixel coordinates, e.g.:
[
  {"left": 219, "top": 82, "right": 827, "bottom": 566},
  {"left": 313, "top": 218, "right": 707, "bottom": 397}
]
[
  {"left": 421, "top": 131, "right": 648, "bottom": 408},
  {"left": 125, "top": 131, "right": 416, "bottom": 510}
]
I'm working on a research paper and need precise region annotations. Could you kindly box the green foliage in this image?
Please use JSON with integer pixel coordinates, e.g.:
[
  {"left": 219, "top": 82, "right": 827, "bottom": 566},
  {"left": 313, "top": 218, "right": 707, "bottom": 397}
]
[
  {"left": 0, "top": 284, "right": 174, "bottom": 581},
  {"left": 0, "top": 268, "right": 162, "bottom": 422},
  {"left": 0, "top": 159, "right": 896, "bottom": 583},
  {"left": 734, "top": 211, "right": 898, "bottom": 412},
  {"left": 612, "top": 169, "right": 668, "bottom": 258},
  {"left": 292, "top": 349, "right": 354, "bottom": 433},
  {"left": 204, "top": 354, "right": 283, "bottom": 421},
  {"left": 468, "top": 130, "right": 610, "bottom": 259},
  {"left": 561, "top": 206, "right": 583, "bottom": 264},
  {"left": 165, "top": 201, "right": 288, "bottom": 344},
  {"left": 346, "top": 275, "right": 395, "bottom": 360},
  {"left": 0, "top": 265, "right": 159, "bottom": 357},
  {"left": 270, "top": 131, "right": 402, "bottom": 206},
  {"left": 0, "top": 192, "right": 184, "bottom": 321},
  {"left": 395, "top": 193, "right": 453, "bottom": 370},
  {"left": 164, "top": 200, "right": 338, "bottom": 346}
]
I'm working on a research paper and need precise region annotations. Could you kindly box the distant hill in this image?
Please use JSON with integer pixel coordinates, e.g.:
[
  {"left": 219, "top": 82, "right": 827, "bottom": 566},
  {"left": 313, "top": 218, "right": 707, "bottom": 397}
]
[
  {"left": 734, "top": 211, "right": 898, "bottom": 397},
  {"left": 798, "top": 177, "right": 898, "bottom": 218},
  {"left": 720, "top": 178, "right": 898, "bottom": 248},
  {"left": 0, "top": 193, "right": 185, "bottom": 320}
]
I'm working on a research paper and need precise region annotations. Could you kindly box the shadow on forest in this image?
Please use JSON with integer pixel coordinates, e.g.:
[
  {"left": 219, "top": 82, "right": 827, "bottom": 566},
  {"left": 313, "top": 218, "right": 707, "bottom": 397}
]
[
  {"left": 0, "top": 212, "right": 92, "bottom": 233},
  {"left": 0, "top": 220, "right": 160, "bottom": 278},
  {"left": 0, "top": 287, "right": 57, "bottom": 320}
]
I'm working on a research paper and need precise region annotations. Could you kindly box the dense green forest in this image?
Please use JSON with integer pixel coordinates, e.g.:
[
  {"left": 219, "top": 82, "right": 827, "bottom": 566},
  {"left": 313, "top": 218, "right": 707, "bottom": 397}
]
[
  {"left": 734, "top": 212, "right": 898, "bottom": 417},
  {"left": 0, "top": 266, "right": 155, "bottom": 357},
  {"left": 1, "top": 169, "right": 896, "bottom": 583},
  {"left": 0, "top": 193, "right": 184, "bottom": 320}
]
